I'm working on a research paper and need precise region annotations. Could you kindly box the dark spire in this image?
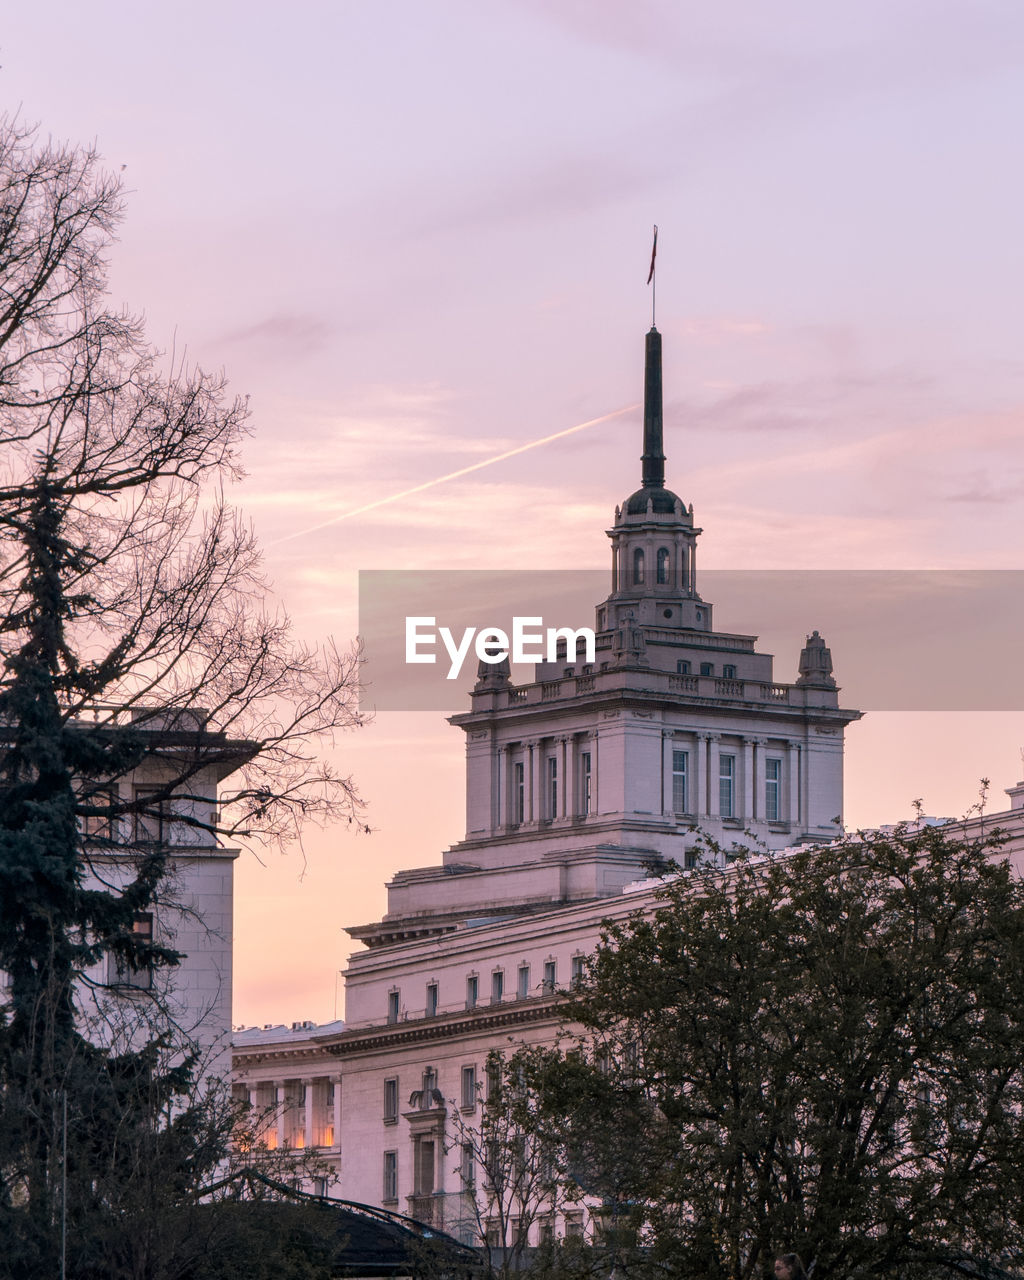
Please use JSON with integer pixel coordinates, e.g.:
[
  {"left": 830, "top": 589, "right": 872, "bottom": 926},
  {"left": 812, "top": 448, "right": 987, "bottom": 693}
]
[{"left": 641, "top": 326, "right": 665, "bottom": 488}]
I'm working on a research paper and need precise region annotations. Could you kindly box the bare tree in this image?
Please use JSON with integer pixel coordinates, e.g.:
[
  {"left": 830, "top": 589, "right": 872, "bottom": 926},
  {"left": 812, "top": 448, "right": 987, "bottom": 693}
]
[{"left": 0, "top": 116, "right": 364, "bottom": 1274}]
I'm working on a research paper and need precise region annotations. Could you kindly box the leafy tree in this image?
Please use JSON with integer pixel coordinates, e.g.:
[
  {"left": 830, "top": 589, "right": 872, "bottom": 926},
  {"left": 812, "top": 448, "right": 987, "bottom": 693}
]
[
  {"left": 0, "top": 117, "right": 363, "bottom": 1273},
  {"left": 525, "top": 824, "right": 1024, "bottom": 1280}
]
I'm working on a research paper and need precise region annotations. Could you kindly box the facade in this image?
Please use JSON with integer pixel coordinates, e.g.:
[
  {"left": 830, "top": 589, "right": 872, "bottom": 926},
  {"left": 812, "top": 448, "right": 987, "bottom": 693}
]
[
  {"left": 75, "top": 706, "right": 254, "bottom": 1082},
  {"left": 233, "top": 324, "right": 875, "bottom": 1231}
]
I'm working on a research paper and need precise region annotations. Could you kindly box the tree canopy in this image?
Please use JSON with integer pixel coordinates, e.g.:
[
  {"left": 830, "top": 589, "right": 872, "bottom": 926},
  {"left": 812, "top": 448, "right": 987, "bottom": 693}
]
[
  {"left": 526, "top": 822, "right": 1024, "bottom": 1280},
  {"left": 0, "top": 116, "right": 363, "bottom": 1275}
]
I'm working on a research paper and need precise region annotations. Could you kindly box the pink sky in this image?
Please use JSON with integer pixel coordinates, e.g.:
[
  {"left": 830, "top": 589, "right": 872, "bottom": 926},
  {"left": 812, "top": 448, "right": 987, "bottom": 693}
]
[{"left": 5, "top": 2, "right": 1024, "bottom": 1026}]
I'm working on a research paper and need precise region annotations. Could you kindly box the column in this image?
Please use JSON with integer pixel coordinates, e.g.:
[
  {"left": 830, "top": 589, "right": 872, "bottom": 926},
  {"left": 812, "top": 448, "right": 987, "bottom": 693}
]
[
  {"left": 332, "top": 1075, "right": 342, "bottom": 1150},
  {"left": 304, "top": 1078, "right": 315, "bottom": 1149},
  {"left": 742, "top": 738, "right": 755, "bottom": 822},
  {"left": 787, "top": 742, "right": 800, "bottom": 825},
  {"left": 592, "top": 730, "right": 600, "bottom": 816},
  {"left": 531, "top": 740, "right": 544, "bottom": 822},
  {"left": 708, "top": 735, "right": 721, "bottom": 817},
  {"left": 527, "top": 742, "right": 536, "bottom": 822},
  {"left": 751, "top": 737, "right": 766, "bottom": 821},
  {"left": 694, "top": 733, "right": 707, "bottom": 817},
  {"left": 276, "top": 1082, "right": 286, "bottom": 1150},
  {"left": 662, "top": 732, "right": 673, "bottom": 817},
  {"left": 564, "top": 736, "right": 575, "bottom": 819},
  {"left": 494, "top": 746, "right": 505, "bottom": 832},
  {"left": 559, "top": 737, "right": 568, "bottom": 819}
]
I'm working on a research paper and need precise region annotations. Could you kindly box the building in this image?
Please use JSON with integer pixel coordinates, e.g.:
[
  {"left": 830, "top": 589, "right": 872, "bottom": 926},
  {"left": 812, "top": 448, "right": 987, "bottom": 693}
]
[{"left": 233, "top": 323, "right": 875, "bottom": 1231}]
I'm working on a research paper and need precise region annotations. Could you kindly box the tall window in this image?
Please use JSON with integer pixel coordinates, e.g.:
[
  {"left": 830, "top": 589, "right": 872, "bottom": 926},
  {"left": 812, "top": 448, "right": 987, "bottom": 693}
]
[
  {"left": 383, "top": 1151, "right": 398, "bottom": 1201},
  {"left": 547, "top": 757, "right": 558, "bottom": 818},
  {"left": 765, "top": 757, "right": 782, "bottom": 822},
  {"left": 461, "top": 1141, "right": 476, "bottom": 1189},
  {"left": 542, "top": 959, "right": 556, "bottom": 993},
  {"left": 461, "top": 1065, "right": 477, "bottom": 1110},
  {"left": 387, "top": 989, "right": 399, "bottom": 1024},
  {"left": 425, "top": 981, "right": 438, "bottom": 1017},
  {"left": 722, "top": 663, "right": 737, "bottom": 679},
  {"left": 83, "top": 784, "right": 117, "bottom": 841},
  {"left": 466, "top": 974, "right": 478, "bottom": 1010},
  {"left": 414, "top": 1138, "right": 435, "bottom": 1195},
  {"left": 657, "top": 547, "right": 670, "bottom": 584},
  {"left": 512, "top": 761, "right": 525, "bottom": 824},
  {"left": 491, "top": 969, "right": 504, "bottom": 1003},
  {"left": 517, "top": 964, "right": 530, "bottom": 1000},
  {"left": 719, "top": 754, "right": 735, "bottom": 818},
  {"left": 700, "top": 662, "right": 713, "bottom": 677},
  {"left": 132, "top": 785, "right": 169, "bottom": 844},
  {"left": 580, "top": 751, "right": 592, "bottom": 816},
  {"left": 109, "top": 913, "right": 154, "bottom": 990},
  {"left": 672, "top": 750, "right": 688, "bottom": 815},
  {"left": 633, "top": 547, "right": 645, "bottom": 584},
  {"left": 570, "top": 955, "right": 585, "bottom": 989},
  {"left": 383, "top": 1077, "right": 399, "bottom": 1123}
]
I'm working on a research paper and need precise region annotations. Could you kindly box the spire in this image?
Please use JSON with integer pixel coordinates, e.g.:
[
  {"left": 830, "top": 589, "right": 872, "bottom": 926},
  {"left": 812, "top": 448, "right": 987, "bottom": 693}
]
[{"left": 641, "top": 326, "right": 665, "bottom": 488}]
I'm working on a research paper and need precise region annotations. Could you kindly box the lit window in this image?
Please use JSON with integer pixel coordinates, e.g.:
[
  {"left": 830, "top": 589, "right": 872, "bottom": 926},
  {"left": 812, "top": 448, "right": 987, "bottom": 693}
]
[
  {"left": 656, "top": 547, "right": 670, "bottom": 584},
  {"left": 466, "top": 974, "right": 478, "bottom": 1010},
  {"left": 719, "top": 754, "right": 735, "bottom": 818},
  {"left": 517, "top": 964, "right": 530, "bottom": 1000},
  {"left": 765, "top": 757, "right": 782, "bottom": 822},
  {"left": 672, "top": 750, "right": 688, "bottom": 815},
  {"left": 109, "top": 912, "right": 154, "bottom": 990}
]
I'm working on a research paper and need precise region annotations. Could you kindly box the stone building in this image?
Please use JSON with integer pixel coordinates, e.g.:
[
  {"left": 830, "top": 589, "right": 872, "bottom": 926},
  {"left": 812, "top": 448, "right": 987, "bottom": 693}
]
[{"left": 233, "top": 323, "right": 875, "bottom": 1232}]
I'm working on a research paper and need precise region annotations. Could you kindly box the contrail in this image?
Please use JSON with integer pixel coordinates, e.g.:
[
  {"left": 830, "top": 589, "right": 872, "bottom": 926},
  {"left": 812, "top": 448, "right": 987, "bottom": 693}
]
[{"left": 271, "top": 403, "right": 639, "bottom": 546}]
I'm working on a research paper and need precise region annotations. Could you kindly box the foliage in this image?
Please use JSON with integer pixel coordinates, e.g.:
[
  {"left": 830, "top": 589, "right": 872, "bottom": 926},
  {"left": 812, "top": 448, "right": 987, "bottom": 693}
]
[
  {"left": 0, "top": 115, "right": 363, "bottom": 1274},
  {"left": 524, "top": 824, "right": 1024, "bottom": 1280}
]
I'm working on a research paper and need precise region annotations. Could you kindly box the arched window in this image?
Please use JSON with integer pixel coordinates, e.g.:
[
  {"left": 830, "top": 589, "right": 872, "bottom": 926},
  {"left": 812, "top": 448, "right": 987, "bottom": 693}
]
[
  {"left": 633, "top": 548, "right": 645, "bottom": 585},
  {"left": 656, "top": 547, "right": 670, "bottom": 584}
]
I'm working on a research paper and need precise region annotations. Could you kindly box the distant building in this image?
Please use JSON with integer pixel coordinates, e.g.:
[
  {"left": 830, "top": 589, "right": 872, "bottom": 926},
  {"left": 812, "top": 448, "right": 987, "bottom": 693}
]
[{"left": 233, "top": 324, "right": 1024, "bottom": 1235}]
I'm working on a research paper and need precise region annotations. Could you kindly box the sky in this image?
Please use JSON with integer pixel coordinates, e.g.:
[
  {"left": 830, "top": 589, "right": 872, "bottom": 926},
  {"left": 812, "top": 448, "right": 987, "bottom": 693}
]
[{"left": 4, "top": 1, "right": 1024, "bottom": 1027}]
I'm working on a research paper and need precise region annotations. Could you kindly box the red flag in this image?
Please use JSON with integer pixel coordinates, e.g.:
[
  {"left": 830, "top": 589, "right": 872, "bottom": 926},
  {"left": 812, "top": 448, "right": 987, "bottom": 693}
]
[{"left": 646, "top": 225, "right": 658, "bottom": 285}]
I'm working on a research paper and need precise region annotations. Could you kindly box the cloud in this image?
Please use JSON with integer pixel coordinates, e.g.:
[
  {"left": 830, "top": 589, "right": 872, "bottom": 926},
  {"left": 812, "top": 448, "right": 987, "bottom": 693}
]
[{"left": 217, "top": 312, "right": 334, "bottom": 353}]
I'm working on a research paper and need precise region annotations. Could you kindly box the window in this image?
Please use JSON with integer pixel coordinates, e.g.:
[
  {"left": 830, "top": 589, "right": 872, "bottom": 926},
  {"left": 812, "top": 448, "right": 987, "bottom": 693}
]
[
  {"left": 486, "top": 1058, "right": 502, "bottom": 1099},
  {"left": 512, "top": 761, "right": 525, "bottom": 824},
  {"left": 109, "top": 913, "right": 154, "bottom": 990},
  {"left": 425, "top": 981, "right": 438, "bottom": 1017},
  {"left": 539, "top": 1218, "right": 555, "bottom": 1247},
  {"left": 485, "top": 1220, "right": 501, "bottom": 1248},
  {"left": 570, "top": 954, "right": 585, "bottom": 989},
  {"left": 580, "top": 751, "right": 592, "bottom": 816},
  {"left": 461, "top": 1141, "right": 475, "bottom": 1189},
  {"left": 461, "top": 1065, "right": 477, "bottom": 1110},
  {"left": 82, "top": 785, "right": 117, "bottom": 841},
  {"left": 676, "top": 659, "right": 691, "bottom": 674},
  {"left": 699, "top": 662, "right": 713, "bottom": 677},
  {"left": 632, "top": 547, "right": 645, "bottom": 584},
  {"left": 517, "top": 964, "right": 530, "bottom": 1000},
  {"left": 656, "top": 547, "right": 670, "bottom": 584},
  {"left": 491, "top": 969, "right": 504, "bottom": 1004},
  {"left": 383, "top": 1150, "right": 398, "bottom": 1202},
  {"left": 414, "top": 1138, "right": 435, "bottom": 1195},
  {"left": 719, "top": 753, "right": 735, "bottom": 818},
  {"left": 387, "top": 990, "right": 399, "bottom": 1024},
  {"left": 672, "top": 749, "right": 688, "bottom": 815},
  {"left": 722, "top": 663, "right": 737, "bottom": 679},
  {"left": 547, "top": 756, "right": 558, "bottom": 818},
  {"left": 383, "top": 1077, "right": 399, "bottom": 1123},
  {"left": 466, "top": 974, "right": 478, "bottom": 1010},
  {"left": 685, "top": 848, "right": 699, "bottom": 869},
  {"left": 132, "top": 785, "right": 169, "bottom": 844},
  {"left": 564, "top": 1211, "right": 584, "bottom": 1239},
  {"left": 765, "top": 757, "right": 782, "bottom": 822},
  {"left": 542, "top": 959, "right": 556, "bottom": 993}
]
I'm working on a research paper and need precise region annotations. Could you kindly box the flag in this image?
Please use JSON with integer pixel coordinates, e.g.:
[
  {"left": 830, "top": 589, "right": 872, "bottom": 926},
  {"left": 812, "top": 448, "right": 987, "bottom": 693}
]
[{"left": 647, "top": 225, "right": 658, "bottom": 285}]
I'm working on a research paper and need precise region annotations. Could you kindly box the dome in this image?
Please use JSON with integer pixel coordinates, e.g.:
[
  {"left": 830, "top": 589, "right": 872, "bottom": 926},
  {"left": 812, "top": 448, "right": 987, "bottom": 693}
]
[{"left": 622, "top": 485, "right": 686, "bottom": 517}]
